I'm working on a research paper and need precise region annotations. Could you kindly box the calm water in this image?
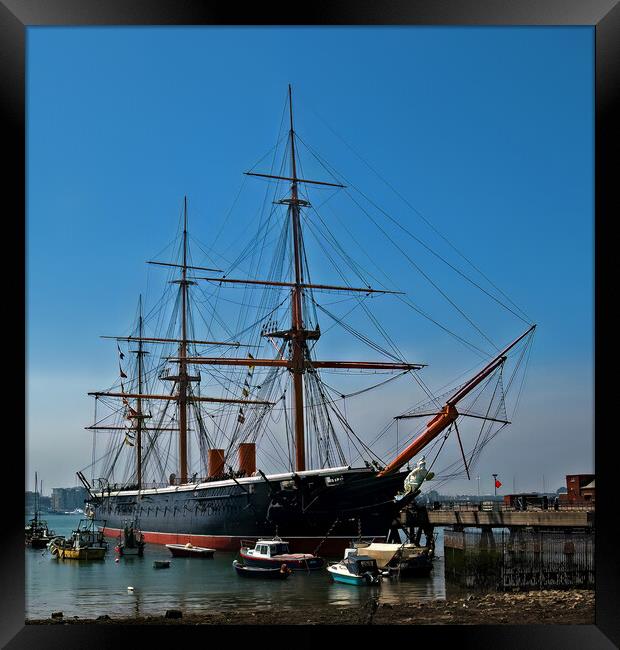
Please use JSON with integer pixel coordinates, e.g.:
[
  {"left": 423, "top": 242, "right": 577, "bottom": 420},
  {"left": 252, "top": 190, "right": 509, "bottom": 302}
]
[{"left": 26, "top": 514, "right": 445, "bottom": 619}]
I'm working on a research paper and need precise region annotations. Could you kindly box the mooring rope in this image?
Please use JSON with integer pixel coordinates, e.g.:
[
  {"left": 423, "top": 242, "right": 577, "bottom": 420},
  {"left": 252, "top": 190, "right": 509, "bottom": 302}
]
[{"left": 313, "top": 516, "right": 340, "bottom": 556}]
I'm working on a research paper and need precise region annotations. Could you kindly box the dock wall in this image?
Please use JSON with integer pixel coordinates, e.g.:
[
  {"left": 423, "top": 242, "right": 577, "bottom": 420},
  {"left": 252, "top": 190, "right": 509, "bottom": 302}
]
[{"left": 444, "top": 528, "right": 595, "bottom": 591}]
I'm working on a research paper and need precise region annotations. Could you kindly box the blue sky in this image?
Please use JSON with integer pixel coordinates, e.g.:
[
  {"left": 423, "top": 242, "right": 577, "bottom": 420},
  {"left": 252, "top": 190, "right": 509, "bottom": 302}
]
[{"left": 26, "top": 26, "right": 593, "bottom": 494}]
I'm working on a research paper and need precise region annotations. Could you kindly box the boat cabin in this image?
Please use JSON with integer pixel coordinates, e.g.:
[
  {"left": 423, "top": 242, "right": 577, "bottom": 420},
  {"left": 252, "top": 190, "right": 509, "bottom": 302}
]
[
  {"left": 343, "top": 555, "right": 380, "bottom": 576},
  {"left": 248, "top": 540, "right": 291, "bottom": 558}
]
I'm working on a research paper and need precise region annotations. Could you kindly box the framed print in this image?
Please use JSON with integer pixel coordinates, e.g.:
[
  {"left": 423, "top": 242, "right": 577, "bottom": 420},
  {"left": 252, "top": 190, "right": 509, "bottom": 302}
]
[{"left": 2, "top": 1, "right": 617, "bottom": 648}]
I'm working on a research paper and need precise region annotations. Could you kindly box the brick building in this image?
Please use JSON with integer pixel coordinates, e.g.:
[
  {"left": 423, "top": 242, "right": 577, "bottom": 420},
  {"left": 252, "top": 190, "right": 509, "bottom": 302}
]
[{"left": 560, "top": 474, "right": 595, "bottom": 503}]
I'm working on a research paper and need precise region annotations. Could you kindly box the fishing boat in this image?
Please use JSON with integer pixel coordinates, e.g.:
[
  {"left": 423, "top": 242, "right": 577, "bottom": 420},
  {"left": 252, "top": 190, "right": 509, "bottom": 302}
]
[
  {"left": 115, "top": 521, "right": 145, "bottom": 556},
  {"left": 165, "top": 542, "right": 215, "bottom": 558},
  {"left": 232, "top": 560, "right": 291, "bottom": 580},
  {"left": 239, "top": 538, "right": 324, "bottom": 570},
  {"left": 327, "top": 550, "right": 382, "bottom": 586},
  {"left": 78, "top": 86, "right": 536, "bottom": 556},
  {"left": 48, "top": 518, "right": 108, "bottom": 560},
  {"left": 25, "top": 473, "right": 55, "bottom": 549},
  {"left": 25, "top": 516, "right": 54, "bottom": 550}
]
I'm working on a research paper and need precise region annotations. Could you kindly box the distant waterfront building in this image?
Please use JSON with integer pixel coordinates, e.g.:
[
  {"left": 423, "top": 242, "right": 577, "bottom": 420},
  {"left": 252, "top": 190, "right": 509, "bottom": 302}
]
[
  {"left": 581, "top": 479, "right": 595, "bottom": 503},
  {"left": 50, "top": 486, "right": 88, "bottom": 512},
  {"left": 559, "top": 474, "right": 595, "bottom": 504},
  {"left": 25, "top": 491, "right": 51, "bottom": 513}
]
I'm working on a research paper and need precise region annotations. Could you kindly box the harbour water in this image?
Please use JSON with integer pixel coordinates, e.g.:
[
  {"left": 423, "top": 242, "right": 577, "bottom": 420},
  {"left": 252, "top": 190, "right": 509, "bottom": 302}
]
[{"left": 26, "top": 514, "right": 445, "bottom": 620}]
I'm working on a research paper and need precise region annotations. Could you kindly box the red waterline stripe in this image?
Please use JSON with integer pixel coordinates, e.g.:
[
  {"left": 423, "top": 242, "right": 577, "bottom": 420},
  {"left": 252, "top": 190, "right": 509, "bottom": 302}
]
[{"left": 101, "top": 527, "right": 385, "bottom": 554}]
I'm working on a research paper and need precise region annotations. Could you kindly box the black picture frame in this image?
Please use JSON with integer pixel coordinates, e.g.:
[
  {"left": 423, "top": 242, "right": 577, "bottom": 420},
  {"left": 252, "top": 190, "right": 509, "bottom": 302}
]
[{"left": 2, "top": 1, "right": 617, "bottom": 647}]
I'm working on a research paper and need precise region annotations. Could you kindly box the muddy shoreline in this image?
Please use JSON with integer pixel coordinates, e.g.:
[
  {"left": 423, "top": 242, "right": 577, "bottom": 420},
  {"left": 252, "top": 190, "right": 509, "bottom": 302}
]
[{"left": 26, "top": 589, "right": 594, "bottom": 625}]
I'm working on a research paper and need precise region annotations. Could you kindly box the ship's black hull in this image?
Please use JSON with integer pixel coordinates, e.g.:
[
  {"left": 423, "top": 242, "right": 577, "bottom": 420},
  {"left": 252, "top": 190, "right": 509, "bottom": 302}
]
[{"left": 93, "top": 467, "right": 410, "bottom": 555}]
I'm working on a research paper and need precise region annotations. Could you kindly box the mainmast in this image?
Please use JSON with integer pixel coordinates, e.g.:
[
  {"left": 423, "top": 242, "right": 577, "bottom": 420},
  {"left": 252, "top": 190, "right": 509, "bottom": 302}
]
[
  {"left": 179, "top": 85, "right": 426, "bottom": 473},
  {"left": 178, "top": 196, "right": 189, "bottom": 483},
  {"left": 288, "top": 84, "right": 307, "bottom": 472}
]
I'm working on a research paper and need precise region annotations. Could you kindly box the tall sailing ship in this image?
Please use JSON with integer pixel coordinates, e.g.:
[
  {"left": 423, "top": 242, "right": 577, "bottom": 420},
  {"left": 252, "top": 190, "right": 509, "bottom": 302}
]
[{"left": 80, "top": 87, "right": 535, "bottom": 554}]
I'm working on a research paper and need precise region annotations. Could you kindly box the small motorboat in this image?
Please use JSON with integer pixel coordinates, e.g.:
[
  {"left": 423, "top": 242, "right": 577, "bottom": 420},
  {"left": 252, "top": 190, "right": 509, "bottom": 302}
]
[
  {"left": 233, "top": 559, "right": 291, "bottom": 579},
  {"left": 153, "top": 560, "right": 171, "bottom": 569},
  {"left": 165, "top": 543, "right": 215, "bottom": 558},
  {"left": 239, "top": 537, "right": 324, "bottom": 570},
  {"left": 327, "top": 550, "right": 382, "bottom": 586},
  {"left": 115, "top": 521, "right": 145, "bottom": 557},
  {"left": 48, "top": 519, "right": 108, "bottom": 560}
]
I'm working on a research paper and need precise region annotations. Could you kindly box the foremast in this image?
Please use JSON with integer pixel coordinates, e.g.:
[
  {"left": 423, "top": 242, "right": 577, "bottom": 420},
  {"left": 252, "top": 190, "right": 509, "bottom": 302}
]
[{"left": 87, "top": 198, "right": 275, "bottom": 488}]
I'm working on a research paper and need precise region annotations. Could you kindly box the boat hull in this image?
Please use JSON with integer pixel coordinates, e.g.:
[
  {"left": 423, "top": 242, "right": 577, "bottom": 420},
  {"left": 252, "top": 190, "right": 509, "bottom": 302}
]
[
  {"left": 116, "top": 545, "right": 144, "bottom": 557},
  {"left": 27, "top": 537, "right": 51, "bottom": 550},
  {"left": 233, "top": 560, "right": 290, "bottom": 579},
  {"left": 329, "top": 573, "right": 365, "bottom": 586},
  {"left": 327, "top": 564, "right": 378, "bottom": 586},
  {"left": 93, "top": 467, "right": 409, "bottom": 556},
  {"left": 153, "top": 560, "right": 170, "bottom": 569},
  {"left": 50, "top": 546, "right": 107, "bottom": 560},
  {"left": 165, "top": 544, "right": 215, "bottom": 558},
  {"left": 240, "top": 549, "right": 324, "bottom": 570}
]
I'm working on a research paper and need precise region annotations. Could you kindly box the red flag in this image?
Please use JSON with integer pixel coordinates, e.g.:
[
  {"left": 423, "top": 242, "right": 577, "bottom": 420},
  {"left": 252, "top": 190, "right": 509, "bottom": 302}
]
[{"left": 495, "top": 479, "right": 502, "bottom": 489}]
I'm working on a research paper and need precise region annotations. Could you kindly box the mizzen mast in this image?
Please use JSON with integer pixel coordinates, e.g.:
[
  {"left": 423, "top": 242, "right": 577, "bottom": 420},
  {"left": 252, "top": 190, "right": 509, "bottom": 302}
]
[{"left": 135, "top": 295, "right": 145, "bottom": 488}]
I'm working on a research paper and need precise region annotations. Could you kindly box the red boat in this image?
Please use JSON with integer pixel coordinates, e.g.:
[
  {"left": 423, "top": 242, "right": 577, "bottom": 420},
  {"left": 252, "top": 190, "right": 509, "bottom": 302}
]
[
  {"left": 240, "top": 538, "right": 325, "bottom": 570},
  {"left": 165, "top": 543, "right": 215, "bottom": 558}
]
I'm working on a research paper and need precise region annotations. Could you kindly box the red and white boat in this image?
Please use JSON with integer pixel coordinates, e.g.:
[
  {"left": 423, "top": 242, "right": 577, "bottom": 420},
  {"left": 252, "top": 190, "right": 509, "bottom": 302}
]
[
  {"left": 240, "top": 537, "right": 325, "bottom": 570},
  {"left": 165, "top": 542, "right": 215, "bottom": 558}
]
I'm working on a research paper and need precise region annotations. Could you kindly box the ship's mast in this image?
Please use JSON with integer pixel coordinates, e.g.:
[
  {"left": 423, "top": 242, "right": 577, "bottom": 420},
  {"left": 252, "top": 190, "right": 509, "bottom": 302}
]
[
  {"left": 288, "top": 85, "right": 307, "bottom": 471},
  {"left": 136, "top": 295, "right": 144, "bottom": 489},
  {"left": 88, "top": 201, "right": 275, "bottom": 487},
  {"left": 33, "top": 471, "right": 39, "bottom": 524},
  {"left": 179, "top": 85, "right": 426, "bottom": 473},
  {"left": 178, "top": 196, "right": 189, "bottom": 483}
]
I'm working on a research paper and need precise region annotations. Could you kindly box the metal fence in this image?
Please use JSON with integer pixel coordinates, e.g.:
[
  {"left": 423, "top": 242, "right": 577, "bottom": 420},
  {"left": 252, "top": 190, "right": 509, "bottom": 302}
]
[
  {"left": 444, "top": 529, "right": 595, "bottom": 591},
  {"left": 434, "top": 502, "right": 594, "bottom": 512}
]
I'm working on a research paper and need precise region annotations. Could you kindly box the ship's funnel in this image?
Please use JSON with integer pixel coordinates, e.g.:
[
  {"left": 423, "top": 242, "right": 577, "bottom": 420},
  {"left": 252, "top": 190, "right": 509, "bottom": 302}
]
[
  {"left": 238, "top": 443, "right": 256, "bottom": 476},
  {"left": 208, "top": 449, "right": 225, "bottom": 478}
]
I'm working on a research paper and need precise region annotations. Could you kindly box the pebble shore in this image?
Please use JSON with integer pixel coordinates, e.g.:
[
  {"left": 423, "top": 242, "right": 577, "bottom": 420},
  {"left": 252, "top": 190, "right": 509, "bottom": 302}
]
[{"left": 26, "top": 589, "right": 594, "bottom": 625}]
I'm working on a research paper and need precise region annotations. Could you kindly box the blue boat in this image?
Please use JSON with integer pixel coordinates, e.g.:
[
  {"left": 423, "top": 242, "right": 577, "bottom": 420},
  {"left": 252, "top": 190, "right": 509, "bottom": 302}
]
[{"left": 327, "top": 552, "right": 382, "bottom": 586}]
